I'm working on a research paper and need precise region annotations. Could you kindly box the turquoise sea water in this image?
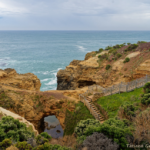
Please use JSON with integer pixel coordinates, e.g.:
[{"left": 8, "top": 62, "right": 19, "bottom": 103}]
[{"left": 0, "top": 31, "right": 150, "bottom": 91}]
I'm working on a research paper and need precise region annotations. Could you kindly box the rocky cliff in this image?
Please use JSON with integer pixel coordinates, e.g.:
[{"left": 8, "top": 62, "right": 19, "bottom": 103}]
[
  {"left": 0, "top": 68, "right": 41, "bottom": 91},
  {"left": 57, "top": 42, "right": 150, "bottom": 90},
  {"left": 0, "top": 78, "right": 78, "bottom": 132}
]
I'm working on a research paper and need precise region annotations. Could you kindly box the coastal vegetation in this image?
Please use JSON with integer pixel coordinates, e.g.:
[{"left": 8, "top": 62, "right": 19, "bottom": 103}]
[
  {"left": 105, "top": 64, "right": 111, "bottom": 70},
  {"left": 0, "top": 116, "right": 71, "bottom": 150},
  {"left": 71, "top": 84, "right": 150, "bottom": 149},
  {"left": 64, "top": 102, "right": 94, "bottom": 136},
  {"left": 1, "top": 41, "right": 150, "bottom": 149},
  {"left": 123, "top": 57, "right": 130, "bottom": 63},
  {"left": 96, "top": 87, "right": 143, "bottom": 118}
]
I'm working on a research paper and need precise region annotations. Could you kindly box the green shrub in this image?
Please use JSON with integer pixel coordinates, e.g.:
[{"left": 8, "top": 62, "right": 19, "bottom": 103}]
[
  {"left": 99, "top": 48, "right": 103, "bottom": 53},
  {"left": 123, "top": 57, "right": 130, "bottom": 63},
  {"left": 0, "top": 116, "right": 34, "bottom": 142},
  {"left": 80, "top": 118, "right": 133, "bottom": 149},
  {"left": 50, "top": 144, "right": 71, "bottom": 150},
  {"left": 33, "top": 143, "right": 52, "bottom": 150},
  {"left": 127, "top": 43, "right": 131, "bottom": 45},
  {"left": 74, "top": 119, "right": 100, "bottom": 137},
  {"left": 15, "top": 141, "right": 32, "bottom": 150},
  {"left": 137, "top": 41, "right": 147, "bottom": 44},
  {"left": 117, "top": 53, "right": 122, "bottom": 58},
  {"left": 108, "top": 49, "right": 116, "bottom": 54},
  {"left": 35, "top": 135, "right": 48, "bottom": 145},
  {"left": 113, "top": 44, "right": 121, "bottom": 49},
  {"left": 124, "top": 49, "right": 127, "bottom": 52},
  {"left": 105, "top": 46, "right": 112, "bottom": 50},
  {"left": 113, "top": 51, "right": 117, "bottom": 55},
  {"left": 143, "top": 82, "right": 150, "bottom": 93},
  {"left": 120, "top": 102, "right": 139, "bottom": 119},
  {"left": 125, "top": 44, "right": 138, "bottom": 52},
  {"left": 39, "top": 132, "right": 52, "bottom": 140},
  {"left": 98, "top": 53, "right": 108, "bottom": 60},
  {"left": 105, "top": 64, "right": 111, "bottom": 70},
  {"left": 98, "top": 55, "right": 101, "bottom": 58},
  {"left": 0, "top": 139, "right": 12, "bottom": 150},
  {"left": 34, "top": 143, "right": 71, "bottom": 150},
  {"left": 141, "top": 93, "right": 150, "bottom": 105}
]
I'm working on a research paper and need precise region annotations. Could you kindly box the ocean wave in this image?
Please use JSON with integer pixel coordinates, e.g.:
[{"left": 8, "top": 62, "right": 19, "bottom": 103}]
[
  {"left": 76, "top": 45, "right": 86, "bottom": 52},
  {"left": 45, "top": 72, "right": 57, "bottom": 86},
  {"left": 57, "top": 68, "right": 62, "bottom": 71},
  {"left": 33, "top": 68, "right": 63, "bottom": 75},
  {"left": 45, "top": 79, "right": 57, "bottom": 86},
  {"left": 41, "top": 78, "right": 51, "bottom": 82},
  {"left": 34, "top": 71, "right": 52, "bottom": 75},
  {"left": 76, "top": 45, "right": 90, "bottom": 52},
  {"left": 43, "top": 71, "right": 49, "bottom": 75}
]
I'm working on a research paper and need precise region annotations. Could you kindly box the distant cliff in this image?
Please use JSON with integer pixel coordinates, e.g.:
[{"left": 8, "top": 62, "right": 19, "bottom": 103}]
[{"left": 57, "top": 42, "right": 150, "bottom": 90}]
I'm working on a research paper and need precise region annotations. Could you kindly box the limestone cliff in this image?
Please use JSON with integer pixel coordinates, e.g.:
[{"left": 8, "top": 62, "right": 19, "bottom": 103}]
[
  {"left": 0, "top": 68, "right": 41, "bottom": 91},
  {"left": 57, "top": 42, "right": 150, "bottom": 90},
  {"left": 0, "top": 81, "right": 78, "bottom": 132}
]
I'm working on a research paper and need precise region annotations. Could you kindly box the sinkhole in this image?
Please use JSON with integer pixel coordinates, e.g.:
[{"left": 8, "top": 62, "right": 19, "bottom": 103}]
[{"left": 40, "top": 115, "right": 64, "bottom": 139}]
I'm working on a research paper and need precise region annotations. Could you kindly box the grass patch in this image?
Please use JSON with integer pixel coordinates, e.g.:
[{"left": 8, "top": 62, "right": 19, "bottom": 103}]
[
  {"left": 96, "top": 88, "right": 143, "bottom": 118},
  {"left": 64, "top": 102, "right": 95, "bottom": 136}
]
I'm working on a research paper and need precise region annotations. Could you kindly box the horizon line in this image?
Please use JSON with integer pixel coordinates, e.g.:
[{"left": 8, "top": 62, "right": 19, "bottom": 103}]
[{"left": 0, "top": 30, "right": 150, "bottom": 31}]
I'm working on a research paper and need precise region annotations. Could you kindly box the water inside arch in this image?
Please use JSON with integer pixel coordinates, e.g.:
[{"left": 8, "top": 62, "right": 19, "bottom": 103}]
[{"left": 43, "top": 115, "right": 64, "bottom": 139}]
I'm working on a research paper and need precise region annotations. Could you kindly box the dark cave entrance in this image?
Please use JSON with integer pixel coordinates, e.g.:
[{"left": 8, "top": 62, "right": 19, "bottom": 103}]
[{"left": 78, "top": 80, "right": 96, "bottom": 88}]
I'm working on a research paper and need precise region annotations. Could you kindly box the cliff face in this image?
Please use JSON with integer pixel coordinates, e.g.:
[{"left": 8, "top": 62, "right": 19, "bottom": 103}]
[
  {"left": 0, "top": 68, "right": 41, "bottom": 91},
  {"left": 0, "top": 72, "right": 77, "bottom": 132},
  {"left": 57, "top": 42, "right": 150, "bottom": 90}
]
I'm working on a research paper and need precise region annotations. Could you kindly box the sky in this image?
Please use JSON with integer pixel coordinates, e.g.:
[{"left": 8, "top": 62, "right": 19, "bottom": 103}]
[{"left": 0, "top": 0, "right": 150, "bottom": 30}]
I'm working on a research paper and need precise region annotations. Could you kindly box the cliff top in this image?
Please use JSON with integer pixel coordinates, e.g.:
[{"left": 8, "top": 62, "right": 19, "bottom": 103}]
[{"left": 57, "top": 41, "right": 150, "bottom": 90}]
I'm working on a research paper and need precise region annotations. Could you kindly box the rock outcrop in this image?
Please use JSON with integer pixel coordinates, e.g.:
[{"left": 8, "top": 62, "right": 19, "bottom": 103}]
[
  {"left": 0, "top": 68, "right": 41, "bottom": 91},
  {"left": 0, "top": 82, "right": 76, "bottom": 133},
  {"left": 57, "top": 42, "right": 150, "bottom": 90}
]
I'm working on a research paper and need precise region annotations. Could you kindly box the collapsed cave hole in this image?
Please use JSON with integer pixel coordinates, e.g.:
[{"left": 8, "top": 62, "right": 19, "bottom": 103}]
[
  {"left": 39, "top": 115, "right": 64, "bottom": 139},
  {"left": 78, "top": 80, "right": 96, "bottom": 88}
]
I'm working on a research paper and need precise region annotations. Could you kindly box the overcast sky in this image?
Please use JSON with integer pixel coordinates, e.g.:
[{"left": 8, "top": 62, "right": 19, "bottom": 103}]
[{"left": 0, "top": 0, "right": 150, "bottom": 30}]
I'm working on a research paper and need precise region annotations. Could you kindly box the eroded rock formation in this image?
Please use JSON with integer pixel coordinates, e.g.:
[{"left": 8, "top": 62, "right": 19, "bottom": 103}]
[
  {"left": 57, "top": 42, "right": 150, "bottom": 90},
  {"left": 0, "top": 68, "right": 41, "bottom": 91},
  {"left": 0, "top": 81, "right": 76, "bottom": 132}
]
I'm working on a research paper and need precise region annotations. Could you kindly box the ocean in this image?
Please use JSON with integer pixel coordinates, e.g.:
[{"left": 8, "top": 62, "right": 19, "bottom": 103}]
[{"left": 0, "top": 31, "right": 150, "bottom": 91}]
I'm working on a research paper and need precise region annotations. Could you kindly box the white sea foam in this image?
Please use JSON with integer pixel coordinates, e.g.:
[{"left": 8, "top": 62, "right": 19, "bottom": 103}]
[
  {"left": 45, "top": 79, "right": 57, "bottom": 85},
  {"left": 76, "top": 45, "right": 90, "bottom": 52},
  {"left": 76, "top": 45, "right": 87, "bottom": 52},
  {"left": 45, "top": 72, "right": 57, "bottom": 85},
  {"left": 41, "top": 78, "right": 51, "bottom": 82},
  {"left": 34, "top": 68, "right": 62, "bottom": 76},
  {"left": 43, "top": 71, "right": 49, "bottom": 75},
  {"left": 57, "top": 68, "right": 62, "bottom": 71}
]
